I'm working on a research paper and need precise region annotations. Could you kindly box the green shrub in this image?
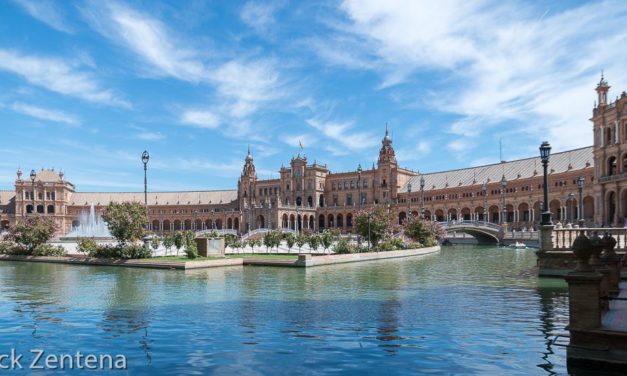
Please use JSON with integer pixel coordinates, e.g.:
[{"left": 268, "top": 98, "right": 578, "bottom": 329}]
[
  {"left": 334, "top": 238, "right": 352, "bottom": 254},
  {"left": 307, "top": 234, "right": 320, "bottom": 252},
  {"left": 32, "top": 244, "right": 66, "bottom": 256},
  {"left": 88, "top": 244, "right": 151, "bottom": 259},
  {"left": 151, "top": 236, "right": 161, "bottom": 251},
  {"left": 77, "top": 238, "right": 98, "bottom": 255}
]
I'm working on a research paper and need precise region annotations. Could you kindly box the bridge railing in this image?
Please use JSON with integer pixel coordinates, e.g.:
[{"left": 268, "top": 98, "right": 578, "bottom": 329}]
[
  {"left": 196, "top": 229, "right": 238, "bottom": 236},
  {"left": 445, "top": 220, "right": 502, "bottom": 231},
  {"left": 552, "top": 227, "right": 627, "bottom": 252}
]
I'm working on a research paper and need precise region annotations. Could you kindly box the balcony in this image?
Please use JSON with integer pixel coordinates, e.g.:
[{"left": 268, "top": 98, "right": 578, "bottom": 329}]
[{"left": 599, "top": 172, "right": 627, "bottom": 183}]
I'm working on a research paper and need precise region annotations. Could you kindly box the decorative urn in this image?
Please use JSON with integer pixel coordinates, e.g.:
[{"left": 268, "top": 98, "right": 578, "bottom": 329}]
[{"left": 571, "top": 231, "right": 593, "bottom": 272}]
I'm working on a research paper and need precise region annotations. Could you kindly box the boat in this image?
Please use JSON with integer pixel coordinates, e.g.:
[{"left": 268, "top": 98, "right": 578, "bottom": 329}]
[{"left": 509, "top": 241, "right": 527, "bottom": 249}]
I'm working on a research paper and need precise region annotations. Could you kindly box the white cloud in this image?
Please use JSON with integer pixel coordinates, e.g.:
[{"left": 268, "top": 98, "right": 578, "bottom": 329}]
[
  {"left": 417, "top": 141, "right": 431, "bottom": 154},
  {"left": 81, "top": 1, "right": 205, "bottom": 82},
  {"left": 331, "top": 0, "right": 627, "bottom": 151},
  {"left": 0, "top": 49, "right": 129, "bottom": 108},
  {"left": 136, "top": 131, "right": 165, "bottom": 141},
  {"left": 180, "top": 110, "right": 220, "bottom": 129},
  {"left": 447, "top": 139, "right": 470, "bottom": 152},
  {"left": 306, "top": 118, "right": 378, "bottom": 151},
  {"left": 9, "top": 102, "right": 79, "bottom": 125},
  {"left": 12, "top": 0, "right": 73, "bottom": 33},
  {"left": 240, "top": 1, "right": 281, "bottom": 37}
]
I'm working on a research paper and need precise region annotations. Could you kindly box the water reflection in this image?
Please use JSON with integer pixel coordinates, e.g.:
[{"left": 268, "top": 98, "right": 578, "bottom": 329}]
[{"left": 0, "top": 246, "right": 569, "bottom": 375}]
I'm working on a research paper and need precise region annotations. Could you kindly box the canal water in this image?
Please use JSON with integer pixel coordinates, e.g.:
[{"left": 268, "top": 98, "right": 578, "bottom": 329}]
[{"left": 0, "top": 246, "right": 569, "bottom": 375}]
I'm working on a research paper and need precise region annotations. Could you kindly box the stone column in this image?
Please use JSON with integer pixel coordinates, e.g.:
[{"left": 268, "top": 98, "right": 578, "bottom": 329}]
[
  {"left": 565, "top": 232, "right": 603, "bottom": 333},
  {"left": 538, "top": 224, "right": 555, "bottom": 252}
]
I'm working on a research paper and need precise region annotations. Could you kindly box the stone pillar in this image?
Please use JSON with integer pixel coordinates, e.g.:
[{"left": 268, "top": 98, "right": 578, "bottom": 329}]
[
  {"left": 565, "top": 272, "right": 603, "bottom": 331},
  {"left": 538, "top": 224, "right": 555, "bottom": 252},
  {"left": 565, "top": 232, "right": 603, "bottom": 332}
]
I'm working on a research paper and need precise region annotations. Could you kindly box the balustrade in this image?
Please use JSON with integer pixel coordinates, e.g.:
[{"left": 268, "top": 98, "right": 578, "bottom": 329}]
[{"left": 552, "top": 227, "right": 627, "bottom": 251}]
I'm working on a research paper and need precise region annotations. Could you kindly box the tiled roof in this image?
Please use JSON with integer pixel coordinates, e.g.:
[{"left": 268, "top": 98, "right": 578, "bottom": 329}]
[
  {"left": 35, "top": 169, "right": 63, "bottom": 183},
  {"left": 0, "top": 190, "right": 15, "bottom": 204},
  {"left": 403, "top": 146, "right": 594, "bottom": 191},
  {"left": 69, "top": 190, "right": 238, "bottom": 206}
]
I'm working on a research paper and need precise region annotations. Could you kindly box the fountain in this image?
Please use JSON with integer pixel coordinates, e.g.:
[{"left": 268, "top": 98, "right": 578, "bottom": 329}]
[{"left": 63, "top": 204, "right": 112, "bottom": 239}]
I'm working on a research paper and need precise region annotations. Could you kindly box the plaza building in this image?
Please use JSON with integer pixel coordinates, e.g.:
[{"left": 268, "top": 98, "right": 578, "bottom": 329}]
[{"left": 0, "top": 78, "right": 625, "bottom": 235}]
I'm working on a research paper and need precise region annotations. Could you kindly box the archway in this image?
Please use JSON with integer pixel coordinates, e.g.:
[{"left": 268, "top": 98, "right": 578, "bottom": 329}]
[
  {"left": 424, "top": 209, "right": 432, "bottom": 219},
  {"left": 435, "top": 209, "right": 444, "bottom": 222},
  {"left": 505, "top": 204, "right": 514, "bottom": 223},
  {"left": 583, "top": 196, "right": 594, "bottom": 224},
  {"left": 256, "top": 215, "right": 264, "bottom": 228},
  {"left": 195, "top": 219, "right": 202, "bottom": 230},
  {"left": 347, "top": 213, "right": 353, "bottom": 228},
  {"left": 549, "top": 199, "right": 561, "bottom": 222},
  {"left": 518, "top": 202, "right": 529, "bottom": 223},
  {"left": 227, "top": 218, "right": 233, "bottom": 229},
  {"left": 448, "top": 208, "right": 457, "bottom": 221},
  {"left": 184, "top": 219, "right": 192, "bottom": 230},
  {"left": 533, "top": 201, "right": 542, "bottom": 223},
  {"left": 174, "top": 220, "right": 182, "bottom": 231},
  {"left": 282, "top": 214, "right": 288, "bottom": 228},
  {"left": 489, "top": 205, "right": 499, "bottom": 223},
  {"left": 205, "top": 219, "right": 213, "bottom": 230},
  {"left": 318, "top": 214, "right": 325, "bottom": 229},
  {"left": 164, "top": 220, "right": 171, "bottom": 231},
  {"left": 309, "top": 216, "right": 314, "bottom": 229},
  {"left": 337, "top": 213, "right": 344, "bottom": 228},
  {"left": 234, "top": 218, "right": 240, "bottom": 230},
  {"left": 461, "top": 207, "right": 471, "bottom": 221},
  {"left": 289, "top": 214, "right": 295, "bottom": 230},
  {"left": 328, "top": 214, "right": 334, "bottom": 228},
  {"left": 475, "top": 206, "right": 484, "bottom": 221},
  {"left": 152, "top": 220, "right": 160, "bottom": 231},
  {"left": 215, "top": 219, "right": 222, "bottom": 229},
  {"left": 398, "top": 211, "right": 406, "bottom": 224}
]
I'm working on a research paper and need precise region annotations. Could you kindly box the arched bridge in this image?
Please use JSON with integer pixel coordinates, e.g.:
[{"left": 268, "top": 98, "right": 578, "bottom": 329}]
[{"left": 440, "top": 220, "right": 502, "bottom": 244}]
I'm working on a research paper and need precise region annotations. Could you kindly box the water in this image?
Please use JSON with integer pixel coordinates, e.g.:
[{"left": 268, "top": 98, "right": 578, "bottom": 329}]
[
  {"left": 0, "top": 246, "right": 569, "bottom": 375},
  {"left": 65, "top": 204, "right": 111, "bottom": 238}
]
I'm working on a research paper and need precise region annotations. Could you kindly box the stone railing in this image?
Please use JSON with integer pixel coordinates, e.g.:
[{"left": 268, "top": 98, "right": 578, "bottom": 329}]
[
  {"left": 598, "top": 172, "right": 627, "bottom": 183},
  {"left": 553, "top": 227, "right": 627, "bottom": 251}
]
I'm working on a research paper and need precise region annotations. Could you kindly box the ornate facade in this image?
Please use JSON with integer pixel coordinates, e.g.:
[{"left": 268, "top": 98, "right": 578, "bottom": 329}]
[{"left": 1, "top": 79, "right": 625, "bottom": 236}]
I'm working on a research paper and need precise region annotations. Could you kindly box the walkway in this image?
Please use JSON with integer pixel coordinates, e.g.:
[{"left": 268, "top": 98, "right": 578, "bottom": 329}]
[{"left": 603, "top": 282, "right": 627, "bottom": 332}]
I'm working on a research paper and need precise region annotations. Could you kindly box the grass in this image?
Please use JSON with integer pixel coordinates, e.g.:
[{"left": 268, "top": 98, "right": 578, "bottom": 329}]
[
  {"left": 226, "top": 253, "right": 298, "bottom": 260},
  {"left": 142, "top": 255, "right": 224, "bottom": 262}
]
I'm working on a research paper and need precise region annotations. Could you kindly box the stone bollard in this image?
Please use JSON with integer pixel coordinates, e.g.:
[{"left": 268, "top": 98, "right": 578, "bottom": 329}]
[
  {"left": 296, "top": 254, "right": 312, "bottom": 267},
  {"left": 538, "top": 224, "right": 555, "bottom": 252},
  {"left": 601, "top": 232, "right": 621, "bottom": 296},
  {"left": 565, "top": 231, "right": 603, "bottom": 333}
]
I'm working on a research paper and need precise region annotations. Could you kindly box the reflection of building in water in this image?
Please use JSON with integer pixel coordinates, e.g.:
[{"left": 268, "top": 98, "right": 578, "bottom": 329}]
[{"left": 2, "top": 78, "right": 627, "bottom": 234}]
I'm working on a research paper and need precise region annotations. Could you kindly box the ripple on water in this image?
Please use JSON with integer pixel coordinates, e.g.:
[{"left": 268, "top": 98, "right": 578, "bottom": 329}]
[{"left": 0, "top": 246, "right": 568, "bottom": 375}]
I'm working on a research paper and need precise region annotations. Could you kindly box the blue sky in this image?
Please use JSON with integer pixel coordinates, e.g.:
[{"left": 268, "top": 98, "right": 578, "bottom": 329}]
[{"left": 1, "top": 0, "right": 626, "bottom": 192}]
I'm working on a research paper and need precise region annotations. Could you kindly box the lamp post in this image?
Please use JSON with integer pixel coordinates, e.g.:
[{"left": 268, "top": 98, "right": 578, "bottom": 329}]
[
  {"left": 420, "top": 175, "right": 425, "bottom": 219},
  {"left": 407, "top": 182, "right": 412, "bottom": 219},
  {"left": 141, "top": 150, "right": 149, "bottom": 207},
  {"left": 540, "top": 141, "right": 552, "bottom": 225},
  {"left": 482, "top": 182, "right": 488, "bottom": 222},
  {"left": 577, "top": 176, "right": 585, "bottom": 227},
  {"left": 30, "top": 169, "right": 36, "bottom": 214},
  {"left": 567, "top": 192, "right": 575, "bottom": 226},
  {"left": 500, "top": 175, "right": 507, "bottom": 224}
]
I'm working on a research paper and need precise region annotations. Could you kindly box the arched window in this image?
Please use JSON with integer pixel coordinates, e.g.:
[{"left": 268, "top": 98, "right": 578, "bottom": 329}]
[
  {"left": 296, "top": 196, "right": 302, "bottom": 206},
  {"left": 307, "top": 196, "right": 313, "bottom": 207},
  {"left": 36, "top": 205, "right": 44, "bottom": 214},
  {"left": 608, "top": 156, "right": 617, "bottom": 176},
  {"left": 26, "top": 204, "right": 33, "bottom": 214},
  {"left": 47, "top": 205, "right": 54, "bottom": 214}
]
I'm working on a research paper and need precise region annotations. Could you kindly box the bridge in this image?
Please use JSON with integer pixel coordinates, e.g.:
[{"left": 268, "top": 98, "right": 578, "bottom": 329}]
[
  {"left": 240, "top": 228, "right": 298, "bottom": 241},
  {"left": 440, "top": 220, "right": 503, "bottom": 244}
]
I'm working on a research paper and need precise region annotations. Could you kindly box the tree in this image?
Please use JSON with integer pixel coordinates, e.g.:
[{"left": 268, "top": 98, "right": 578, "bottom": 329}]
[
  {"left": 150, "top": 236, "right": 160, "bottom": 252},
  {"left": 320, "top": 230, "right": 334, "bottom": 254},
  {"left": 163, "top": 235, "right": 175, "bottom": 256},
  {"left": 403, "top": 217, "right": 445, "bottom": 247},
  {"left": 101, "top": 202, "right": 147, "bottom": 244},
  {"left": 263, "top": 232, "right": 273, "bottom": 253},
  {"left": 296, "top": 233, "right": 308, "bottom": 252},
  {"left": 173, "top": 232, "right": 185, "bottom": 256},
  {"left": 307, "top": 234, "right": 320, "bottom": 253},
  {"left": 355, "top": 207, "right": 391, "bottom": 247},
  {"left": 285, "top": 233, "right": 296, "bottom": 253},
  {"left": 9, "top": 216, "right": 56, "bottom": 252},
  {"left": 272, "top": 231, "right": 283, "bottom": 252}
]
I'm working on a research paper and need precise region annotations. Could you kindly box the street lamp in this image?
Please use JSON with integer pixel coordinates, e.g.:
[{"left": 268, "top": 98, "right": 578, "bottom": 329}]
[
  {"left": 567, "top": 192, "right": 575, "bottom": 226},
  {"left": 141, "top": 151, "right": 149, "bottom": 208},
  {"left": 482, "top": 182, "right": 488, "bottom": 222},
  {"left": 500, "top": 175, "right": 508, "bottom": 224},
  {"left": 420, "top": 175, "right": 425, "bottom": 218},
  {"left": 540, "top": 141, "right": 552, "bottom": 225},
  {"left": 407, "top": 182, "right": 412, "bottom": 218},
  {"left": 29, "top": 169, "right": 36, "bottom": 214},
  {"left": 577, "top": 176, "right": 585, "bottom": 227}
]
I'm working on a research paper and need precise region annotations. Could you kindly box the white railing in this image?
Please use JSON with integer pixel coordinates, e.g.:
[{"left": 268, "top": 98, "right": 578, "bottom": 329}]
[
  {"left": 196, "top": 229, "right": 238, "bottom": 236},
  {"left": 446, "top": 220, "right": 502, "bottom": 231},
  {"left": 241, "top": 228, "right": 271, "bottom": 240},
  {"left": 552, "top": 227, "right": 627, "bottom": 251}
]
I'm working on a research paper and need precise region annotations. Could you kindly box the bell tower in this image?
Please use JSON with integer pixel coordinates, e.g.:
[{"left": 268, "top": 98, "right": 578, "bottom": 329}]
[
  {"left": 596, "top": 72, "right": 610, "bottom": 107},
  {"left": 376, "top": 125, "right": 398, "bottom": 204},
  {"left": 238, "top": 146, "right": 257, "bottom": 231}
]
